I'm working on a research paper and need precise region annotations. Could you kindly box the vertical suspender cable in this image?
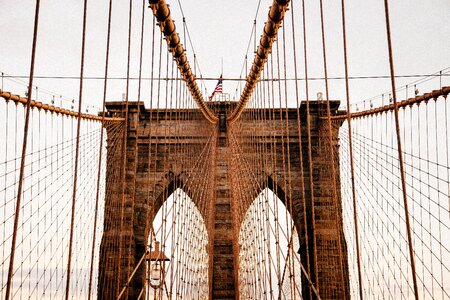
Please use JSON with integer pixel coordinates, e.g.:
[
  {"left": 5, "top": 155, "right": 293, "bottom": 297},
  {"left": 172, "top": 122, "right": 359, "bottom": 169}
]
[
  {"left": 87, "top": 0, "right": 113, "bottom": 298},
  {"left": 117, "top": 0, "right": 133, "bottom": 296},
  {"left": 122, "top": 0, "right": 148, "bottom": 296},
  {"left": 117, "top": 2, "right": 147, "bottom": 296},
  {"left": 318, "top": 0, "right": 349, "bottom": 297},
  {"left": 65, "top": 0, "right": 89, "bottom": 298},
  {"left": 5, "top": 1, "right": 41, "bottom": 299},
  {"left": 340, "top": 1, "right": 363, "bottom": 298},
  {"left": 148, "top": 0, "right": 217, "bottom": 124},
  {"left": 228, "top": 0, "right": 290, "bottom": 123},
  {"left": 382, "top": 1, "right": 419, "bottom": 298},
  {"left": 296, "top": 0, "right": 320, "bottom": 293}
]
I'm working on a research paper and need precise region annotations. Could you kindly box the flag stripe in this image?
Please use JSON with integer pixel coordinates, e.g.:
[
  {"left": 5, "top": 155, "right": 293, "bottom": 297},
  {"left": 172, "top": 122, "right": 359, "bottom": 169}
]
[{"left": 209, "top": 75, "right": 223, "bottom": 100}]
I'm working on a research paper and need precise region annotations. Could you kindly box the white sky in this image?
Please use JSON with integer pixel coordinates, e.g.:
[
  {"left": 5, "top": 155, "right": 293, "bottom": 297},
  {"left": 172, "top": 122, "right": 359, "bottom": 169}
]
[{"left": 0, "top": 0, "right": 449, "bottom": 111}]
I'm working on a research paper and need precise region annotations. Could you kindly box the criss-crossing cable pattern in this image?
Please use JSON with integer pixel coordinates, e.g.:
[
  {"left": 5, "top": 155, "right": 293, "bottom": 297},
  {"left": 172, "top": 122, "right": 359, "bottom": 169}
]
[
  {"left": 96, "top": 3, "right": 217, "bottom": 297},
  {"left": 1, "top": 0, "right": 449, "bottom": 299},
  {"left": 0, "top": 94, "right": 124, "bottom": 298},
  {"left": 226, "top": 1, "right": 349, "bottom": 299},
  {"left": 339, "top": 90, "right": 450, "bottom": 299}
]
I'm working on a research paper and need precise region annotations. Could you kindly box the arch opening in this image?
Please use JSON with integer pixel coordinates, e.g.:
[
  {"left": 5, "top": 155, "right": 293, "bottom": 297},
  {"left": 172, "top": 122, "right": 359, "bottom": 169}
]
[
  {"left": 146, "top": 188, "right": 209, "bottom": 299},
  {"left": 238, "top": 187, "right": 302, "bottom": 299}
]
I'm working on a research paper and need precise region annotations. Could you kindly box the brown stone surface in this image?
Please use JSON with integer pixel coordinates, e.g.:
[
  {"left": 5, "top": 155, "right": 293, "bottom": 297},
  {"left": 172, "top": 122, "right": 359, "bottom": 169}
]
[
  {"left": 211, "top": 122, "right": 238, "bottom": 299},
  {"left": 99, "top": 101, "right": 350, "bottom": 299}
]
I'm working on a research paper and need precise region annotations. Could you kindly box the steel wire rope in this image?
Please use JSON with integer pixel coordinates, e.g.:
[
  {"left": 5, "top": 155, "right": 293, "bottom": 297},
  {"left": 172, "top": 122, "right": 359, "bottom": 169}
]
[
  {"left": 4, "top": 1, "right": 41, "bottom": 297},
  {"left": 382, "top": 1, "right": 420, "bottom": 298}
]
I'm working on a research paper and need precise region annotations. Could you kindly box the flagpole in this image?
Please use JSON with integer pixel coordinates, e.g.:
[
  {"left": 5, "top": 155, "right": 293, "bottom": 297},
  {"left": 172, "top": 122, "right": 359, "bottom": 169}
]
[{"left": 221, "top": 57, "right": 223, "bottom": 76}]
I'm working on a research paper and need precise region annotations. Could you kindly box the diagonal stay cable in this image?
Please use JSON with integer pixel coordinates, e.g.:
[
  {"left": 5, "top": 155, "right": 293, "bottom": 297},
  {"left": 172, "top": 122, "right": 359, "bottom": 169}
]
[
  {"left": 228, "top": 0, "right": 290, "bottom": 123},
  {"left": 148, "top": 0, "right": 218, "bottom": 124}
]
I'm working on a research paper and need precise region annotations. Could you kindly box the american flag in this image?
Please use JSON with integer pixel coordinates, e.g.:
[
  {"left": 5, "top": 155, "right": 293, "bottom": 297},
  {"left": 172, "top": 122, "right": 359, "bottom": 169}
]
[{"left": 209, "top": 75, "right": 223, "bottom": 101}]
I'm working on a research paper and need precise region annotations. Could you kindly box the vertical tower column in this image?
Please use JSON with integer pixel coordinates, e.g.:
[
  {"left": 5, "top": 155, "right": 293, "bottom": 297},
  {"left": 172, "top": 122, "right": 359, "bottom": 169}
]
[
  {"left": 297, "top": 101, "right": 350, "bottom": 299},
  {"left": 210, "top": 103, "right": 239, "bottom": 299},
  {"left": 98, "top": 103, "right": 141, "bottom": 299}
]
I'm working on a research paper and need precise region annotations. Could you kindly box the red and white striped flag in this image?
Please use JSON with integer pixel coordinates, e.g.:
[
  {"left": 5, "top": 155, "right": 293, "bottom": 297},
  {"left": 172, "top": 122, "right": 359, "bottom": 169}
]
[{"left": 209, "top": 75, "right": 223, "bottom": 101}]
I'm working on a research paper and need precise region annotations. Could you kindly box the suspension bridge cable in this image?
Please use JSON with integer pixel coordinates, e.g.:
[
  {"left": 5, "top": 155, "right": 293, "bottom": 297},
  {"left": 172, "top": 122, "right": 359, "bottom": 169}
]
[
  {"left": 116, "top": 0, "right": 133, "bottom": 296},
  {"left": 175, "top": 0, "right": 208, "bottom": 95},
  {"left": 148, "top": 0, "right": 217, "bottom": 124},
  {"left": 319, "top": 0, "right": 357, "bottom": 298},
  {"left": 234, "top": 0, "right": 263, "bottom": 97},
  {"left": 228, "top": 0, "right": 290, "bottom": 123},
  {"left": 3, "top": 73, "right": 450, "bottom": 81},
  {"left": 64, "top": 0, "right": 89, "bottom": 298},
  {"left": 297, "top": 0, "right": 323, "bottom": 294},
  {"left": 383, "top": 0, "right": 419, "bottom": 298},
  {"left": 4, "top": 0, "right": 41, "bottom": 299},
  {"left": 340, "top": 1, "right": 364, "bottom": 299},
  {"left": 87, "top": 0, "right": 113, "bottom": 297},
  {"left": 1, "top": 1, "right": 450, "bottom": 299}
]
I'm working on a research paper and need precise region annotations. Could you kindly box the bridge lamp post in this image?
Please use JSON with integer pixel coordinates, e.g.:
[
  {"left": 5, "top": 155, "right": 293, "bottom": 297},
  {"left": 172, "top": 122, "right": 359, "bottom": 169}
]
[{"left": 147, "top": 241, "right": 170, "bottom": 297}]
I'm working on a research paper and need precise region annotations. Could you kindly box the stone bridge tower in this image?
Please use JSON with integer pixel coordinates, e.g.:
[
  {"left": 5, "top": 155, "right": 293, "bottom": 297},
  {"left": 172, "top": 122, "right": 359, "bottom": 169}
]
[{"left": 98, "top": 100, "right": 350, "bottom": 299}]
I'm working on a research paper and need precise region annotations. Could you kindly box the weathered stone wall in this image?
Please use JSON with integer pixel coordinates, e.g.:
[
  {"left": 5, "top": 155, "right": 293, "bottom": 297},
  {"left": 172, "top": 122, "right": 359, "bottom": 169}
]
[
  {"left": 230, "top": 101, "right": 349, "bottom": 299},
  {"left": 98, "top": 101, "right": 349, "bottom": 299},
  {"left": 98, "top": 103, "right": 215, "bottom": 299}
]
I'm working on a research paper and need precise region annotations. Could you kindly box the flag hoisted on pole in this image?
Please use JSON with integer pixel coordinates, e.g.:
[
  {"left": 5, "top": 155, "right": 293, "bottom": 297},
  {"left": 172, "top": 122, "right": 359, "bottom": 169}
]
[{"left": 209, "top": 75, "right": 223, "bottom": 101}]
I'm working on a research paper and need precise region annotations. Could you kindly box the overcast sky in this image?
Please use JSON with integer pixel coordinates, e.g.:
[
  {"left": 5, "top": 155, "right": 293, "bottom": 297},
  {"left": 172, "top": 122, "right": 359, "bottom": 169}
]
[{"left": 0, "top": 0, "right": 449, "bottom": 111}]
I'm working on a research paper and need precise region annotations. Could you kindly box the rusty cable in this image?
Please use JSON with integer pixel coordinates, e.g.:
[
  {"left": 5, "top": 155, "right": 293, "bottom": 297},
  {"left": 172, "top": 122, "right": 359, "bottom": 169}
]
[
  {"left": 227, "top": 0, "right": 290, "bottom": 123},
  {"left": 318, "top": 0, "right": 350, "bottom": 298},
  {"left": 340, "top": 1, "right": 365, "bottom": 299},
  {"left": 65, "top": 0, "right": 89, "bottom": 298},
  {"left": 5, "top": 1, "right": 41, "bottom": 299},
  {"left": 117, "top": 1, "right": 147, "bottom": 296},
  {"left": 147, "top": 0, "right": 217, "bottom": 124},
  {"left": 122, "top": 0, "right": 147, "bottom": 296},
  {"left": 327, "top": 86, "right": 450, "bottom": 122},
  {"left": 0, "top": 91, "right": 124, "bottom": 122},
  {"left": 383, "top": 0, "right": 419, "bottom": 298},
  {"left": 142, "top": 15, "right": 157, "bottom": 299},
  {"left": 116, "top": 0, "right": 134, "bottom": 296},
  {"left": 285, "top": 1, "right": 300, "bottom": 296},
  {"left": 87, "top": 0, "right": 114, "bottom": 298},
  {"left": 280, "top": 16, "right": 315, "bottom": 298},
  {"left": 297, "top": 0, "right": 321, "bottom": 294}
]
